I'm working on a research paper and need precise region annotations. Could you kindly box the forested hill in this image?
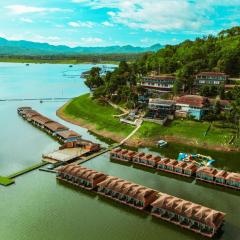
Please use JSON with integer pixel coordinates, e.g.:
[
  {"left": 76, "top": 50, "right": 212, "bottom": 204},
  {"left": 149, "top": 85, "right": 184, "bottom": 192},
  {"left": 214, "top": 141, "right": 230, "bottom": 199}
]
[
  {"left": 134, "top": 26, "right": 240, "bottom": 77},
  {"left": 0, "top": 37, "right": 163, "bottom": 55}
]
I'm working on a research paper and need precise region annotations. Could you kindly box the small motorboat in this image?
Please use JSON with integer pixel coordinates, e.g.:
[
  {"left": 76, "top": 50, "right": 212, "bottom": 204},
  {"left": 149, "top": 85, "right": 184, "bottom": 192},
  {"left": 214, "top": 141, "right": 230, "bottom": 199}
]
[{"left": 158, "top": 140, "right": 168, "bottom": 147}]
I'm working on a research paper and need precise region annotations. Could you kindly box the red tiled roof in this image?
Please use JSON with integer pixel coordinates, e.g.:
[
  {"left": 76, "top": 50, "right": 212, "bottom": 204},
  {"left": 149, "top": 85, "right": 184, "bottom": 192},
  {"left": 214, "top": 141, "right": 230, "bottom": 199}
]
[
  {"left": 151, "top": 193, "right": 225, "bottom": 228},
  {"left": 176, "top": 95, "right": 208, "bottom": 108},
  {"left": 57, "top": 130, "right": 81, "bottom": 139},
  {"left": 44, "top": 121, "right": 69, "bottom": 131},
  {"left": 31, "top": 115, "right": 53, "bottom": 125}
]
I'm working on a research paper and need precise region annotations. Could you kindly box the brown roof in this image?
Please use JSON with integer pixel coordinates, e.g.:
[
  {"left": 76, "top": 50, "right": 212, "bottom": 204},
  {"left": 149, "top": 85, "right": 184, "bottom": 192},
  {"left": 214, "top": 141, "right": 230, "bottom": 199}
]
[
  {"left": 31, "top": 115, "right": 53, "bottom": 125},
  {"left": 176, "top": 95, "right": 208, "bottom": 108},
  {"left": 58, "top": 164, "right": 107, "bottom": 181},
  {"left": 97, "top": 176, "right": 158, "bottom": 202},
  {"left": 196, "top": 72, "right": 227, "bottom": 77},
  {"left": 57, "top": 130, "right": 81, "bottom": 139},
  {"left": 175, "top": 161, "right": 188, "bottom": 169},
  {"left": 184, "top": 163, "right": 197, "bottom": 171},
  {"left": 44, "top": 121, "right": 69, "bottom": 131},
  {"left": 225, "top": 172, "right": 240, "bottom": 182},
  {"left": 151, "top": 193, "right": 225, "bottom": 228},
  {"left": 165, "top": 159, "right": 178, "bottom": 166},
  {"left": 24, "top": 110, "right": 40, "bottom": 118},
  {"left": 215, "top": 170, "right": 229, "bottom": 178},
  {"left": 197, "top": 167, "right": 218, "bottom": 176},
  {"left": 158, "top": 158, "right": 170, "bottom": 165}
]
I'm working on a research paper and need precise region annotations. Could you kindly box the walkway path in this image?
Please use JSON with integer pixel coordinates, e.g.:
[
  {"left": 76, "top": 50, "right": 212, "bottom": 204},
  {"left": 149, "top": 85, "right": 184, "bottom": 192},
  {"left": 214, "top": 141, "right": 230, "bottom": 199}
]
[{"left": 120, "top": 119, "right": 143, "bottom": 145}]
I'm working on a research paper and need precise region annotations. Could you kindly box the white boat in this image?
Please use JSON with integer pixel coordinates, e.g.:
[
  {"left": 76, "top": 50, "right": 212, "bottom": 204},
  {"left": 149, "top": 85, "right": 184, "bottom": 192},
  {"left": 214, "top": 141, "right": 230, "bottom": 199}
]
[{"left": 158, "top": 140, "right": 167, "bottom": 147}]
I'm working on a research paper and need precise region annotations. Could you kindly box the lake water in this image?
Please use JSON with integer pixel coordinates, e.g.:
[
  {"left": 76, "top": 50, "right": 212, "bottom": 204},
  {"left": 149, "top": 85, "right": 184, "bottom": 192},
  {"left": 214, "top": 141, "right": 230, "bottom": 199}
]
[{"left": 0, "top": 63, "right": 239, "bottom": 240}]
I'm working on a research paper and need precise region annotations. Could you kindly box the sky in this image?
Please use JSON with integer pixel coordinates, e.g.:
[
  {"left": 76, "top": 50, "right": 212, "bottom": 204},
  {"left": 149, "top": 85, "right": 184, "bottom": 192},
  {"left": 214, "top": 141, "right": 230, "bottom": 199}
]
[{"left": 0, "top": 0, "right": 239, "bottom": 47}]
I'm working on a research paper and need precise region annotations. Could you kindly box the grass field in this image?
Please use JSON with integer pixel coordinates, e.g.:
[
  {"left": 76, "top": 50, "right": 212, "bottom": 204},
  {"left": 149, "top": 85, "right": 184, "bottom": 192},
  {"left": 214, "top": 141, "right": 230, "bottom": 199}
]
[
  {"left": 0, "top": 176, "right": 15, "bottom": 186},
  {"left": 135, "top": 120, "right": 236, "bottom": 147},
  {"left": 63, "top": 94, "right": 134, "bottom": 137}
]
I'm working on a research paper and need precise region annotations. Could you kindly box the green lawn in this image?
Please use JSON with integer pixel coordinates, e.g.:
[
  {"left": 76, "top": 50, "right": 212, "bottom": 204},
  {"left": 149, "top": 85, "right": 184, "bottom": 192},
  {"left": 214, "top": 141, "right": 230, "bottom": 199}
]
[
  {"left": 135, "top": 120, "right": 236, "bottom": 146},
  {"left": 63, "top": 94, "right": 134, "bottom": 137},
  {"left": 0, "top": 176, "right": 15, "bottom": 186}
]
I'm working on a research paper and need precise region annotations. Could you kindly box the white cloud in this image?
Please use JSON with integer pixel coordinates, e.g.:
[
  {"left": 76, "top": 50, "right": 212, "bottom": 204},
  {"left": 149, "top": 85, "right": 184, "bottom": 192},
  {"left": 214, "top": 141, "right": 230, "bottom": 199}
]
[
  {"left": 68, "top": 21, "right": 95, "bottom": 28},
  {"left": 20, "top": 17, "right": 33, "bottom": 23},
  {"left": 102, "top": 21, "right": 114, "bottom": 27},
  {"left": 5, "top": 5, "right": 71, "bottom": 15},
  {"left": 72, "top": 0, "right": 240, "bottom": 32}
]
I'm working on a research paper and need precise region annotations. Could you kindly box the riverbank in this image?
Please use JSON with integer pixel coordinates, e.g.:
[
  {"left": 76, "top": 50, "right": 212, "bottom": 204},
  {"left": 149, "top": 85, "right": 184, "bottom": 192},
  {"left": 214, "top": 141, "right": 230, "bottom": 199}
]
[{"left": 57, "top": 94, "right": 240, "bottom": 152}]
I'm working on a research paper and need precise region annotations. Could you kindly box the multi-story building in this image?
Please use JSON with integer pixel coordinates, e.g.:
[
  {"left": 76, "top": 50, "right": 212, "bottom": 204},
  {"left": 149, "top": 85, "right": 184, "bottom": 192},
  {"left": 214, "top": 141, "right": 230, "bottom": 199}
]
[
  {"left": 195, "top": 72, "right": 228, "bottom": 87},
  {"left": 175, "top": 95, "right": 209, "bottom": 120},
  {"left": 140, "top": 75, "right": 176, "bottom": 93}
]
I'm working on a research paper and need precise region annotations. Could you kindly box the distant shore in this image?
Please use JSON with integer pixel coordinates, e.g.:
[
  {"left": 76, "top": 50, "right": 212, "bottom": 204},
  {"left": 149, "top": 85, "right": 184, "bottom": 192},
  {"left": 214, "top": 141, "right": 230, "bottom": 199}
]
[
  {"left": 0, "top": 58, "right": 119, "bottom": 65},
  {"left": 57, "top": 94, "right": 240, "bottom": 152}
]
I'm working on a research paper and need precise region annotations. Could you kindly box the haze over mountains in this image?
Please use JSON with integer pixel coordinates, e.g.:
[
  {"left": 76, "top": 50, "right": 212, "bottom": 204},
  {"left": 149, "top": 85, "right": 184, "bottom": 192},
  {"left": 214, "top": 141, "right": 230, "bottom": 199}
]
[{"left": 0, "top": 37, "right": 163, "bottom": 55}]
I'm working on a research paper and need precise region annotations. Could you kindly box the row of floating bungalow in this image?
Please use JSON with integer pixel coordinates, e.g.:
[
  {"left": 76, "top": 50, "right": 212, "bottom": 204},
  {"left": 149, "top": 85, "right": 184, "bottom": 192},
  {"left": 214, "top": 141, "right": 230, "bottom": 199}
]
[
  {"left": 17, "top": 107, "right": 81, "bottom": 143},
  {"left": 110, "top": 148, "right": 240, "bottom": 190},
  {"left": 57, "top": 164, "right": 225, "bottom": 238}
]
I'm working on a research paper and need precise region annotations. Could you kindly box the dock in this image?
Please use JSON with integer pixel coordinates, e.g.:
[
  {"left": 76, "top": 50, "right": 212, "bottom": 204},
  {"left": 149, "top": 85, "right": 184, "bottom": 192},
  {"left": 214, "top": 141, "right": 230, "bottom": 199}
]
[{"left": 42, "top": 147, "right": 90, "bottom": 163}]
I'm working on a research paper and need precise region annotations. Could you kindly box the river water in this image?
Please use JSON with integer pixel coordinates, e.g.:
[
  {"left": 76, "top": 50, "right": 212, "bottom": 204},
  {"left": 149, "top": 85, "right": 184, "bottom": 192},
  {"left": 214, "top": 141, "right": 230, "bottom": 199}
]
[{"left": 0, "top": 63, "right": 239, "bottom": 240}]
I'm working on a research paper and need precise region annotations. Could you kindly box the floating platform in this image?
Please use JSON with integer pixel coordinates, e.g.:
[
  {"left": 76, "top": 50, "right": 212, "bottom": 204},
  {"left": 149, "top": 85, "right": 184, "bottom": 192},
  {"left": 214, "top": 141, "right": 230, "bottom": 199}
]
[{"left": 42, "top": 148, "right": 90, "bottom": 163}]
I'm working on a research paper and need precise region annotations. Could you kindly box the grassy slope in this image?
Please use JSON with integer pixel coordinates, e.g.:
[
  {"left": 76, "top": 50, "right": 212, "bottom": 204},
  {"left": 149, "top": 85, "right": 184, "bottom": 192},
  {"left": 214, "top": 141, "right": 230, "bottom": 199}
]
[
  {"left": 63, "top": 94, "right": 134, "bottom": 137},
  {"left": 61, "top": 94, "right": 237, "bottom": 149},
  {"left": 135, "top": 120, "right": 236, "bottom": 147}
]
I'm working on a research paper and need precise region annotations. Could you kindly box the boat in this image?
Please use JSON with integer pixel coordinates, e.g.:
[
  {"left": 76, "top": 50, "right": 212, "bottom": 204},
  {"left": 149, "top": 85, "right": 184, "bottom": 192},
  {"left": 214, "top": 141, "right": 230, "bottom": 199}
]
[
  {"left": 69, "top": 65, "right": 73, "bottom": 68},
  {"left": 26, "top": 63, "right": 29, "bottom": 66},
  {"left": 157, "top": 140, "right": 168, "bottom": 147},
  {"left": 177, "top": 153, "right": 215, "bottom": 167}
]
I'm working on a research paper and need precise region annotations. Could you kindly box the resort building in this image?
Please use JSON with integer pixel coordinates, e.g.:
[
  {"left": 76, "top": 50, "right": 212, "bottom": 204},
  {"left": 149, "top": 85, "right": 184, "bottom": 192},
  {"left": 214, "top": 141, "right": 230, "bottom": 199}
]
[
  {"left": 195, "top": 72, "right": 228, "bottom": 86},
  {"left": 97, "top": 176, "right": 158, "bottom": 210},
  {"left": 140, "top": 75, "right": 176, "bottom": 93},
  {"left": 145, "top": 98, "right": 175, "bottom": 125},
  {"left": 175, "top": 95, "right": 209, "bottom": 120},
  {"left": 151, "top": 193, "right": 225, "bottom": 238},
  {"left": 157, "top": 158, "right": 197, "bottom": 177},
  {"left": 23, "top": 110, "right": 40, "bottom": 120},
  {"left": 57, "top": 164, "right": 108, "bottom": 190},
  {"left": 17, "top": 107, "right": 32, "bottom": 115},
  {"left": 196, "top": 167, "right": 218, "bottom": 182},
  {"left": 132, "top": 153, "right": 161, "bottom": 168},
  {"left": 56, "top": 164, "right": 226, "bottom": 237},
  {"left": 110, "top": 148, "right": 137, "bottom": 162},
  {"left": 56, "top": 130, "right": 81, "bottom": 143},
  {"left": 30, "top": 115, "right": 53, "bottom": 128},
  {"left": 44, "top": 121, "right": 69, "bottom": 136},
  {"left": 196, "top": 167, "right": 240, "bottom": 190}
]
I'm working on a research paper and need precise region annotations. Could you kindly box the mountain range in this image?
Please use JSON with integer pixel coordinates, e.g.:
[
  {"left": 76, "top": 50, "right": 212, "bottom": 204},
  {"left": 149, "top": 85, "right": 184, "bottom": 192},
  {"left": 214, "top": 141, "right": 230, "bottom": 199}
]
[{"left": 0, "top": 37, "right": 163, "bottom": 55}]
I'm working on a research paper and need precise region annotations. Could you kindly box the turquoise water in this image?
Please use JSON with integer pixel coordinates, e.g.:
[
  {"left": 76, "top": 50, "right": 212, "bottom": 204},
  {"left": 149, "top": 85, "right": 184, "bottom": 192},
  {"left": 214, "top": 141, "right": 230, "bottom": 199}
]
[{"left": 0, "top": 63, "right": 239, "bottom": 240}]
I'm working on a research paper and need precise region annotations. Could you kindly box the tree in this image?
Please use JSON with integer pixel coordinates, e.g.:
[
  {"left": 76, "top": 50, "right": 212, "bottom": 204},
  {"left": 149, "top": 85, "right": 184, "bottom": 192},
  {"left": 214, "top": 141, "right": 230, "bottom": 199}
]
[{"left": 85, "top": 67, "right": 103, "bottom": 89}]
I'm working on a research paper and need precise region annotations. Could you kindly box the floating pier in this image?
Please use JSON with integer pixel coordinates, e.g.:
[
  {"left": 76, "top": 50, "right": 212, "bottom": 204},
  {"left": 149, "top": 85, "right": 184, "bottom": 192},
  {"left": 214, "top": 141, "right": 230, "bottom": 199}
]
[
  {"left": 56, "top": 164, "right": 226, "bottom": 238},
  {"left": 110, "top": 148, "right": 240, "bottom": 190}
]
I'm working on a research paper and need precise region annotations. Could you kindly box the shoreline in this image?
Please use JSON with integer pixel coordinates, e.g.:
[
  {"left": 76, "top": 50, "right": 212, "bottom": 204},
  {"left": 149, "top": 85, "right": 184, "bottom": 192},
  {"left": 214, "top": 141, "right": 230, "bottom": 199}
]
[
  {"left": 0, "top": 59, "right": 119, "bottom": 65},
  {"left": 57, "top": 102, "right": 240, "bottom": 153}
]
